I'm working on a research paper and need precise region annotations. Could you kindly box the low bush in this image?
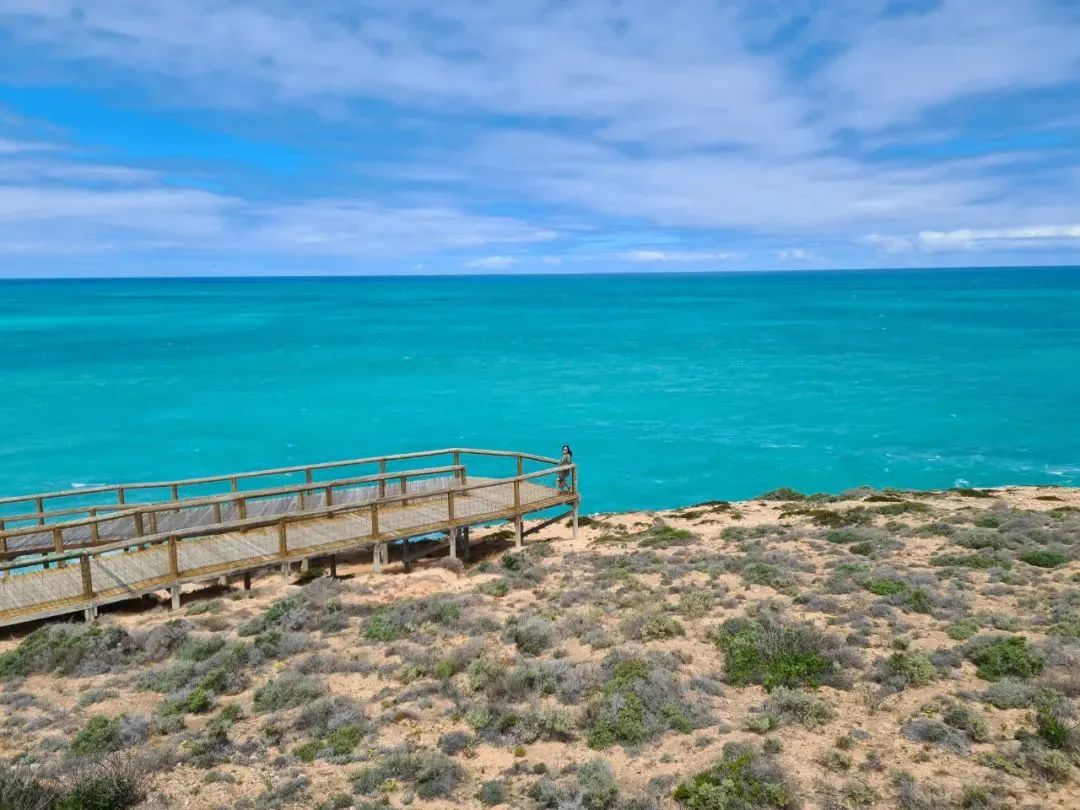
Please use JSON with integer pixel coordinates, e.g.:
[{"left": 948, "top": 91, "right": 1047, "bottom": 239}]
[
  {"left": 1020, "top": 550, "right": 1068, "bottom": 568},
  {"left": 964, "top": 636, "right": 1045, "bottom": 681},
  {"left": 878, "top": 651, "right": 938, "bottom": 689},
  {"left": 762, "top": 687, "right": 834, "bottom": 728},
  {"left": 352, "top": 749, "right": 463, "bottom": 800},
  {"left": 239, "top": 581, "right": 348, "bottom": 637},
  {"left": 506, "top": 617, "right": 556, "bottom": 655},
  {"left": 584, "top": 653, "right": 709, "bottom": 748},
  {"left": 252, "top": 673, "right": 327, "bottom": 713},
  {"left": 0, "top": 625, "right": 136, "bottom": 679},
  {"left": 673, "top": 741, "right": 796, "bottom": 809},
  {"left": 361, "top": 597, "right": 463, "bottom": 642},
  {"left": 712, "top": 613, "right": 856, "bottom": 691}
]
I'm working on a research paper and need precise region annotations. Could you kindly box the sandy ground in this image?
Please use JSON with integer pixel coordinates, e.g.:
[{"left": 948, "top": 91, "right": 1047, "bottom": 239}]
[{"left": 1, "top": 484, "right": 1078, "bottom": 809}]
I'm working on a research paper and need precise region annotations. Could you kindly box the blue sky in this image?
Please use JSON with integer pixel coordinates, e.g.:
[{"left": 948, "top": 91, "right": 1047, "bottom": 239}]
[{"left": 0, "top": 0, "right": 1078, "bottom": 277}]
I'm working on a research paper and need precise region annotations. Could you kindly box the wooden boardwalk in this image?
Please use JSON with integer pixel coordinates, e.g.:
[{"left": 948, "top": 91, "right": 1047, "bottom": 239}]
[{"left": 0, "top": 448, "right": 578, "bottom": 628}]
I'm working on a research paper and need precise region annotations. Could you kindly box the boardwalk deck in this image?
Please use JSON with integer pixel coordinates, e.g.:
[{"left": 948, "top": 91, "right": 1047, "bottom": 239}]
[{"left": 0, "top": 449, "right": 578, "bottom": 628}]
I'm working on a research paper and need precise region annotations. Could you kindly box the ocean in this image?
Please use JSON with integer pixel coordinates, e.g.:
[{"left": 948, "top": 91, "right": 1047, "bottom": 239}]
[{"left": 1, "top": 267, "right": 1077, "bottom": 513}]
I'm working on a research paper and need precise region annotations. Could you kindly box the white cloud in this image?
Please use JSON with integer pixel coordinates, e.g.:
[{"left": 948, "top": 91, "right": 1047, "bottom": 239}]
[
  {"left": 465, "top": 255, "right": 519, "bottom": 269},
  {"left": 620, "top": 249, "right": 739, "bottom": 263},
  {"left": 918, "top": 224, "right": 1080, "bottom": 251},
  {"left": 0, "top": 1, "right": 1078, "bottom": 271}
]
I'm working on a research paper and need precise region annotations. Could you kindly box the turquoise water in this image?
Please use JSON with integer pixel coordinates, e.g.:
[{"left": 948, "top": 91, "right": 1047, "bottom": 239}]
[{"left": 1, "top": 268, "right": 1078, "bottom": 513}]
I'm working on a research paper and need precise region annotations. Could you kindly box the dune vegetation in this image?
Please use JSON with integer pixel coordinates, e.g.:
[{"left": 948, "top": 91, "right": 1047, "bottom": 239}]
[{"left": 1, "top": 486, "right": 1078, "bottom": 809}]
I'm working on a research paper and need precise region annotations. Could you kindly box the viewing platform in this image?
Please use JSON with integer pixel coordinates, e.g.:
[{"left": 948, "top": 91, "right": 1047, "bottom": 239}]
[{"left": 0, "top": 448, "right": 579, "bottom": 629}]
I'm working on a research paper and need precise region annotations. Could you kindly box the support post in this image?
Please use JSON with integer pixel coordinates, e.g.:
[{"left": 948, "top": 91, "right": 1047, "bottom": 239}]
[
  {"left": 403, "top": 537, "right": 411, "bottom": 572},
  {"left": 448, "top": 527, "right": 458, "bottom": 560},
  {"left": 300, "top": 558, "right": 310, "bottom": 573},
  {"left": 80, "top": 553, "right": 94, "bottom": 610},
  {"left": 278, "top": 520, "right": 288, "bottom": 583},
  {"left": 170, "top": 586, "right": 180, "bottom": 610},
  {"left": 373, "top": 543, "right": 388, "bottom": 573},
  {"left": 168, "top": 535, "right": 179, "bottom": 579},
  {"left": 218, "top": 576, "right": 228, "bottom": 587},
  {"left": 514, "top": 516, "right": 523, "bottom": 548},
  {"left": 53, "top": 527, "right": 65, "bottom": 567},
  {"left": 461, "top": 526, "right": 470, "bottom": 560},
  {"left": 572, "top": 501, "right": 580, "bottom": 541},
  {"left": 243, "top": 571, "right": 251, "bottom": 591},
  {"left": 329, "top": 555, "right": 338, "bottom": 578}
]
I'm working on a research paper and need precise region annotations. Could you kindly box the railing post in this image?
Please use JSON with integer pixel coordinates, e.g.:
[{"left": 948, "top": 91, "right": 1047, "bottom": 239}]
[
  {"left": 167, "top": 536, "right": 179, "bottom": 578},
  {"left": 378, "top": 459, "right": 387, "bottom": 498},
  {"left": 325, "top": 486, "right": 334, "bottom": 507},
  {"left": 400, "top": 475, "right": 408, "bottom": 504},
  {"left": 453, "top": 451, "right": 462, "bottom": 484},
  {"left": 305, "top": 469, "right": 313, "bottom": 485},
  {"left": 35, "top": 496, "right": 45, "bottom": 525},
  {"left": 171, "top": 483, "right": 179, "bottom": 501},
  {"left": 90, "top": 520, "right": 100, "bottom": 544},
  {"left": 371, "top": 502, "right": 380, "bottom": 537},
  {"left": 278, "top": 520, "right": 289, "bottom": 584},
  {"left": 229, "top": 477, "right": 238, "bottom": 493},
  {"left": 447, "top": 490, "right": 455, "bottom": 523},
  {"left": 237, "top": 497, "right": 247, "bottom": 520},
  {"left": 80, "top": 553, "right": 94, "bottom": 601},
  {"left": 133, "top": 512, "right": 144, "bottom": 537},
  {"left": 117, "top": 487, "right": 125, "bottom": 506},
  {"left": 53, "top": 527, "right": 65, "bottom": 566},
  {"left": 513, "top": 478, "right": 521, "bottom": 510},
  {"left": 517, "top": 455, "right": 523, "bottom": 477},
  {"left": 213, "top": 502, "right": 222, "bottom": 523}
]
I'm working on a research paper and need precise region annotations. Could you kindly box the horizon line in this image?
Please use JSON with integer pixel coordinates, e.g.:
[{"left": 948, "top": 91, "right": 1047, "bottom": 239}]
[{"left": 3, "top": 263, "right": 1080, "bottom": 282}]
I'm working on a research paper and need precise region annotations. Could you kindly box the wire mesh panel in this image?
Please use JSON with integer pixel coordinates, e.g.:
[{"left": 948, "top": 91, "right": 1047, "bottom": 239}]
[
  {"left": 288, "top": 512, "right": 373, "bottom": 552},
  {"left": 177, "top": 526, "right": 279, "bottom": 574},
  {"left": 90, "top": 545, "right": 170, "bottom": 598},
  {"left": 0, "top": 564, "right": 84, "bottom": 620}
]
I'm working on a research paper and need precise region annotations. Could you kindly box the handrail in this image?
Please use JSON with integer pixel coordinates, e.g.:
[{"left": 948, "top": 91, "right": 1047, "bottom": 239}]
[
  {"left": 0, "top": 464, "right": 465, "bottom": 546},
  {"left": 0, "top": 447, "right": 561, "bottom": 518},
  {"left": 0, "top": 447, "right": 462, "bottom": 509},
  {"left": 0, "top": 463, "right": 576, "bottom": 575}
]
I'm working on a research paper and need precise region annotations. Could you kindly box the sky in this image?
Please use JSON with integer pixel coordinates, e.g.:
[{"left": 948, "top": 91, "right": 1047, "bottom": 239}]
[{"left": 0, "top": 0, "right": 1078, "bottom": 277}]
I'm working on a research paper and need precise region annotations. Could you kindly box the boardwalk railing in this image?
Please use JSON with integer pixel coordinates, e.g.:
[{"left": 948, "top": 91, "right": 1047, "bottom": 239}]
[{"left": 0, "top": 449, "right": 578, "bottom": 628}]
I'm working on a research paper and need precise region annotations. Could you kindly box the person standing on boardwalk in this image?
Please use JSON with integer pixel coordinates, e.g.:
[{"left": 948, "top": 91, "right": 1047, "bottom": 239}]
[{"left": 558, "top": 445, "right": 573, "bottom": 492}]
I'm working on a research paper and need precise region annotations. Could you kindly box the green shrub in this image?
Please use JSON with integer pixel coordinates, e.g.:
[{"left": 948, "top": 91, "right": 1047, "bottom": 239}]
[
  {"left": 252, "top": 673, "right": 326, "bottom": 712},
  {"left": 0, "top": 625, "right": 134, "bottom": 679},
  {"left": 883, "top": 651, "right": 937, "bottom": 687},
  {"left": 763, "top": 687, "right": 834, "bottom": 728},
  {"left": 178, "top": 636, "right": 226, "bottom": 662},
  {"left": 637, "top": 524, "right": 697, "bottom": 549},
  {"left": 964, "top": 636, "right": 1044, "bottom": 681},
  {"left": 353, "top": 749, "right": 463, "bottom": 800},
  {"left": 69, "top": 715, "right": 123, "bottom": 757},
  {"left": 479, "top": 579, "right": 510, "bottom": 597},
  {"left": 183, "top": 687, "right": 213, "bottom": 714},
  {"left": 929, "top": 553, "right": 1007, "bottom": 570},
  {"left": 477, "top": 780, "right": 506, "bottom": 806},
  {"left": 584, "top": 655, "right": 706, "bottom": 749},
  {"left": 673, "top": 742, "right": 795, "bottom": 808},
  {"left": 1020, "top": 550, "right": 1068, "bottom": 568},
  {"left": 638, "top": 613, "right": 685, "bottom": 641},
  {"left": 947, "top": 618, "right": 980, "bottom": 641},
  {"left": 758, "top": 488, "right": 806, "bottom": 502},
  {"left": 361, "top": 597, "right": 461, "bottom": 642},
  {"left": 712, "top": 615, "right": 851, "bottom": 691},
  {"left": 864, "top": 578, "right": 907, "bottom": 596}
]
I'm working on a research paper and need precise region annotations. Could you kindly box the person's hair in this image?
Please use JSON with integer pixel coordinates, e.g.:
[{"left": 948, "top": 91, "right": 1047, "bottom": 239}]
[{"left": 562, "top": 445, "right": 572, "bottom": 456}]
